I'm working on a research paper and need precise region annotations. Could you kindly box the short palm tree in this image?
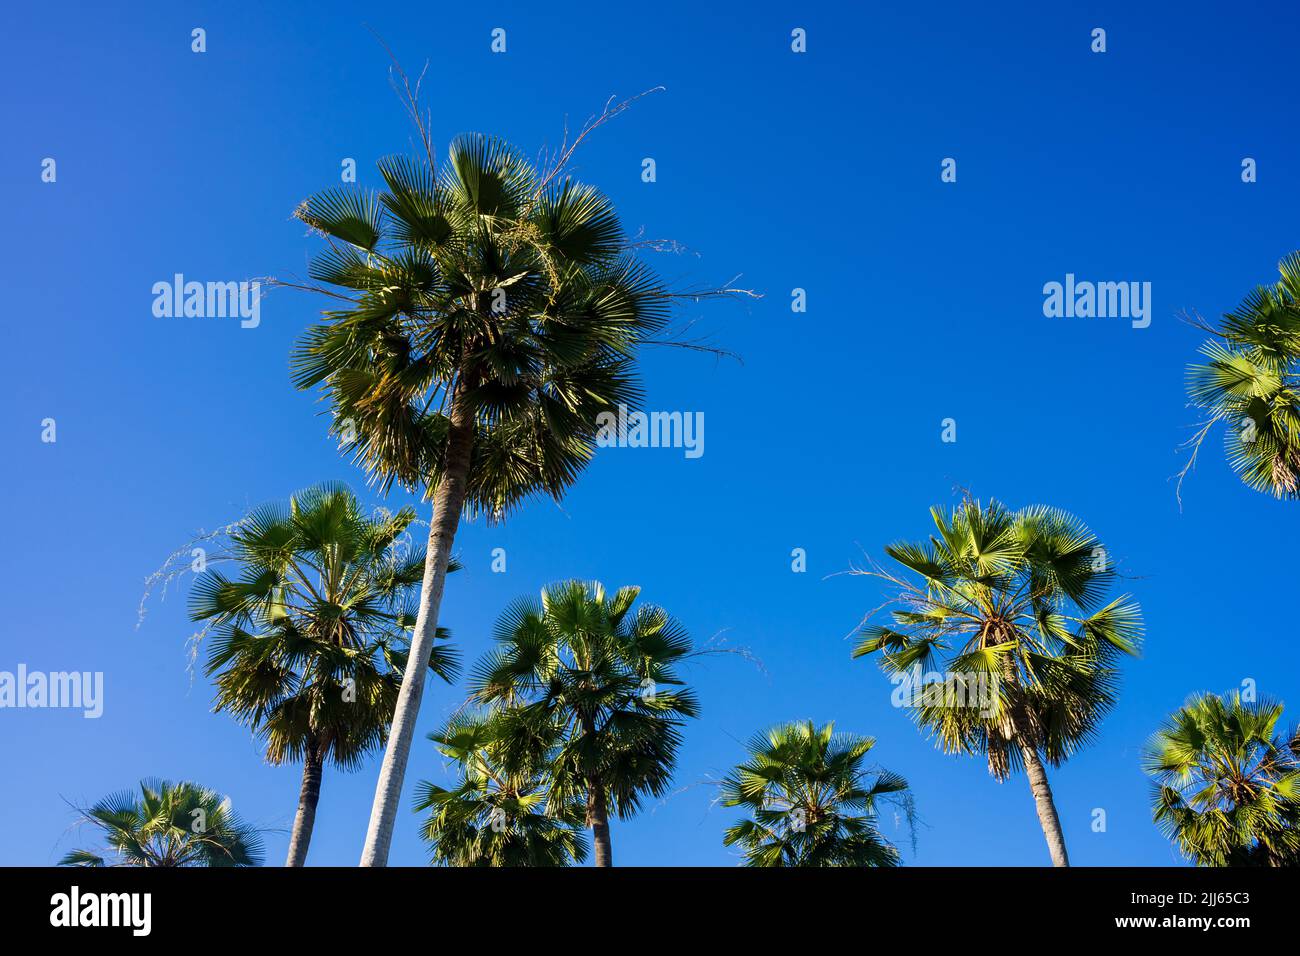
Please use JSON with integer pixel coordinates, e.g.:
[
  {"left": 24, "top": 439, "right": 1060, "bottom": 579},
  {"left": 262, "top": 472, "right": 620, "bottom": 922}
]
[
  {"left": 1182, "top": 251, "right": 1300, "bottom": 499},
  {"left": 291, "top": 128, "right": 676, "bottom": 865},
  {"left": 189, "top": 483, "right": 459, "bottom": 866},
  {"left": 1145, "top": 692, "right": 1300, "bottom": 866},
  {"left": 415, "top": 711, "right": 588, "bottom": 866},
  {"left": 853, "top": 498, "right": 1143, "bottom": 866},
  {"left": 722, "top": 720, "right": 912, "bottom": 866},
  {"left": 60, "top": 779, "right": 263, "bottom": 867},
  {"left": 470, "top": 580, "right": 698, "bottom": 866}
]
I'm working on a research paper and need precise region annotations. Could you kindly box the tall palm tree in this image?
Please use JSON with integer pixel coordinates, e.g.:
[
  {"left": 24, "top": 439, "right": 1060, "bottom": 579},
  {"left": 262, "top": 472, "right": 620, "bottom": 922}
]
[
  {"left": 721, "top": 720, "right": 912, "bottom": 867},
  {"left": 1145, "top": 692, "right": 1300, "bottom": 866},
  {"left": 853, "top": 498, "right": 1143, "bottom": 866},
  {"left": 189, "top": 483, "right": 459, "bottom": 866},
  {"left": 1181, "top": 251, "right": 1300, "bottom": 500},
  {"left": 291, "top": 133, "right": 675, "bottom": 865},
  {"left": 60, "top": 779, "right": 263, "bottom": 867},
  {"left": 470, "top": 580, "right": 698, "bottom": 866},
  {"left": 415, "top": 711, "right": 589, "bottom": 866}
]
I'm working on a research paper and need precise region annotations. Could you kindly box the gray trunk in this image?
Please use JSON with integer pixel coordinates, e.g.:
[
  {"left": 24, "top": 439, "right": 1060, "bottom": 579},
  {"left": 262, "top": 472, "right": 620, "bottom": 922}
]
[
  {"left": 1020, "top": 742, "right": 1070, "bottom": 867},
  {"left": 359, "top": 388, "right": 476, "bottom": 867},
  {"left": 285, "top": 740, "right": 323, "bottom": 867},
  {"left": 587, "top": 786, "right": 613, "bottom": 867}
]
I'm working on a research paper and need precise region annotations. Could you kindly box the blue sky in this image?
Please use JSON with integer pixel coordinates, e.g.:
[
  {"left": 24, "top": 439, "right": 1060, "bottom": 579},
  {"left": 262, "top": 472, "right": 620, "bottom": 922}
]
[{"left": 2, "top": 0, "right": 1298, "bottom": 866}]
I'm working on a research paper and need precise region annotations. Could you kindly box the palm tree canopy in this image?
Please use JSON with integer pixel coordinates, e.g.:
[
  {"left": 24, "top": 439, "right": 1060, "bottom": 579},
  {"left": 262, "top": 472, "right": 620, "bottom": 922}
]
[
  {"left": 470, "top": 580, "right": 699, "bottom": 820},
  {"left": 1145, "top": 692, "right": 1300, "bottom": 866},
  {"left": 60, "top": 779, "right": 263, "bottom": 867},
  {"left": 291, "top": 136, "right": 672, "bottom": 519},
  {"left": 1186, "top": 251, "right": 1300, "bottom": 497},
  {"left": 189, "top": 483, "right": 459, "bottom": 769},
  {"left": 722, "top": 720, "right": 912, "bottom": 867},
  {"left": 854, "top": 498, "right": 1143, "bottom": 779},
  {"left": 415, "top": 711, "right": 589, "bottom": 866}
]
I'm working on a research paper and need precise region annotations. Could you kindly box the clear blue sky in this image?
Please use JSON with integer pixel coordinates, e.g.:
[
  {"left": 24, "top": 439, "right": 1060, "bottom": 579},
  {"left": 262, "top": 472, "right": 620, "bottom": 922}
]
[{"left": 3, "top": 0, "right": 1298, "bottom": 866}]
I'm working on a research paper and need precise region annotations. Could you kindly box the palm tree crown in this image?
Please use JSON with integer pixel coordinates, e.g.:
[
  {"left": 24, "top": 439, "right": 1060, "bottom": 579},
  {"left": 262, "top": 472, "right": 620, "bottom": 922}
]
[
  {"left": 60, "top": 779, "right": 263, "bottom": 867},
  {"left": 416, "top": 711, "right": 589, "bottom": 866},
  {"left": 854, "top": 498, "right": 1142, "bottom": 866},
  {"left": 191, "top": 483, "right": 458, "bottom": 768},
  {"left": 1145, "top": 692, "right": 1300, "bottom": 866},
  {"left": 722, "top": 720, "right": 912, "bottom": 867},
  {"left": 855, "top": 499, "right": 1142, "bottom": 776},
  {"left": 188, "top": 483, "right": 459, "bottom": 864},
  {"left": 291, "top": 135, "right": 671, "bottom": 516},
  {"left": 1185, "top": 251, "right": 1300, "bottom": 498},
  {"left": 470, "top": 580, "right": 699, "bottom": 865}
]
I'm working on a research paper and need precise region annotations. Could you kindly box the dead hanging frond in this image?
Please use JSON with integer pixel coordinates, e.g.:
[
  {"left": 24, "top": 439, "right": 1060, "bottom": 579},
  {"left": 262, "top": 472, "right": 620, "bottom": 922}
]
[
  {"left": 1172, "top": 414, "right": 1223, "bottom": 511},
  {"left": 366, "top": 26, "right": 437, "bottom": 172},
  {"left": 842, "top": 548, "right": 930, "bottom": 605},
  {"left": 685, "top": 628, "right": 767, "bottom": 677},
  {"left": 262, "top": 274, "right": 361, "bottom": 304},
  {"left": 534, "top": 87, "right": 666, "bottom": 198},
  {"left": 137, "top": 521, "right": 249, "bottom": 685},
  {"left": 508, "top": 87, "right": 672, "bottom": 296},
  {"left": 650, "top": 775, "right": 727, "bottom": 819},
  {"left": 663, "top": 274, "right": 761, "bottom": 304},
  {"left": 835, "top": 546, "right": 946, "bottom": 650},
  {"left": 137, "top": 523, "right": 245, "bottom": 631},
  {"left": 643, "top": 276, "right": 761, "bottom": 363},
  {"left": 622, "top": 229, "right": 699, "bottom": 257},
  {"left": 951, "top": 483, "right": 977, "bottom": 507},
  {"left": 644, "top": 317, "right": 741, "bottom": 364},
  {"left": 1178, "top": 307, "right": 1225, "bottom": 338}
]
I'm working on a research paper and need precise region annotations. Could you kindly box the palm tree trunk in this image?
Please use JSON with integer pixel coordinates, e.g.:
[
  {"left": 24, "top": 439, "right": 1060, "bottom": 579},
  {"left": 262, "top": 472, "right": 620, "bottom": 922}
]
[
  {"left": 360, "top": 387, "right": 476, "bottom": 867},
  {"left": 1020, "top": 742, "right": 1070, "bottom": 867},
  {"left": 587, "top": 785, "right": 613, "bottom": 867},
  {"left": 285, "top": 738, "right": 323, "bottom": 867}
]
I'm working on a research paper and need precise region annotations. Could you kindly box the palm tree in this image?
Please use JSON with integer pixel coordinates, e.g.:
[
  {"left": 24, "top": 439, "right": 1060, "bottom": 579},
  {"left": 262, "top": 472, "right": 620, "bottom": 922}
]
[
  {"left": 60, "top": 779, "right": 263, "bottom": 867},
  {"left": 189, "top": 483, "right": 459, "bottom": 866},
  {"left": 853, "top": 498, "right": 1143, "bottom": 866},
  {"left": 291, "top": 129, "right": 677, "bottom": 866},
  {"left": 721, "top": 720, "right": 912, "bottom": 866},
  {"left": 415, "top": 711, "right": 589, "bottom": 866},
  {"left": 1181, "top": 251, "right": 1300, "bottom": 500},
  {"left": 1145, "top": 692, "right": 1300, "bottom": 866},
  {"left": 470, "top": 580, "right": 698, "bottom": 866}
]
